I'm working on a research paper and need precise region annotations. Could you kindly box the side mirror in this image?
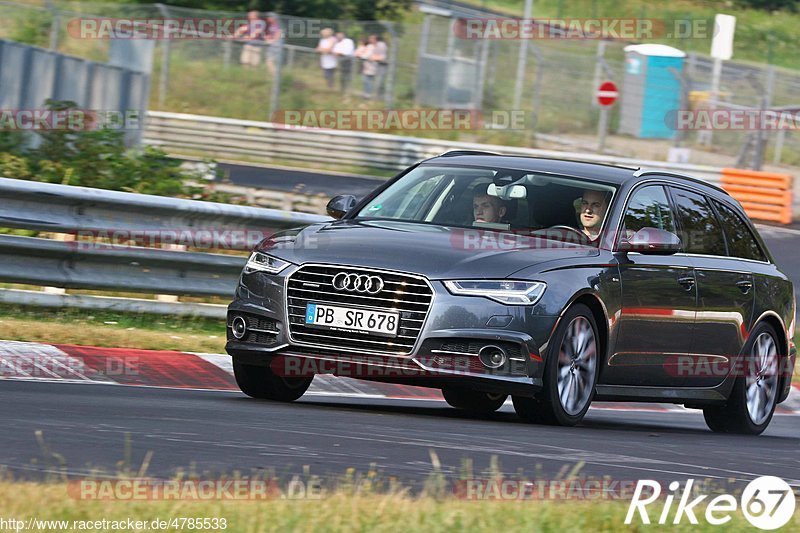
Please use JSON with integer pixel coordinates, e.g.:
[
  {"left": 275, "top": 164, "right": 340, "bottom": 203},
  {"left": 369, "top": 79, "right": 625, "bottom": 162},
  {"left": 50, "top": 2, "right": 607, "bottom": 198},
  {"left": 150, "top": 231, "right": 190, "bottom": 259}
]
[
  {"left": 619, "top": 228, "right": 682, "bottom": 255},
  {"left": 326, "top": 194, "right": 357, "bottom": 219}
]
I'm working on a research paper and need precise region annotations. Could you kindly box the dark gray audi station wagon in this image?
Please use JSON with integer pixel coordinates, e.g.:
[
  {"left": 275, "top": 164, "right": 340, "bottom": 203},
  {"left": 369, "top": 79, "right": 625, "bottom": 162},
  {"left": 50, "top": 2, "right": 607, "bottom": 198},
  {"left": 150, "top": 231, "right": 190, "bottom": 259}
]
[{"left": 226, "top": 153, "right": 796, "bottom": 434}]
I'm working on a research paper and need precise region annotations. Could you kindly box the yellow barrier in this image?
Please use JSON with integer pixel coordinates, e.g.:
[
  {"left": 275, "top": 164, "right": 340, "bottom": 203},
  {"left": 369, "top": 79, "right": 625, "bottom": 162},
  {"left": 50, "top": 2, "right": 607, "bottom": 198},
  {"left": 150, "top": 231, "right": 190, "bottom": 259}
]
[{"left": 720, "top": 168, "right": 794, "bottom": 225}]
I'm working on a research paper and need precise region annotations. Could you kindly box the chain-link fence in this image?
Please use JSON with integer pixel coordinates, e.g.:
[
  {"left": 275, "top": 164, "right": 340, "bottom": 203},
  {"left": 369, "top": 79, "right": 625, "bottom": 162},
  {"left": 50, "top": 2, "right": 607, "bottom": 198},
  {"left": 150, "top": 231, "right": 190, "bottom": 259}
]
[{"left": 1, "top": 0, "right": 798, "bottom": 168}]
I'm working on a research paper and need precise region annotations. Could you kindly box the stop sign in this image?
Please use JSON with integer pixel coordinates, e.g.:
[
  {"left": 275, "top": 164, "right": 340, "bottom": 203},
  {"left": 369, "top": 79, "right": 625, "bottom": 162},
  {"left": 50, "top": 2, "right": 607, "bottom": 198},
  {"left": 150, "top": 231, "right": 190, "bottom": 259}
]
[{"left": 596, "top": 81, "right": 618, "bottom": 106}]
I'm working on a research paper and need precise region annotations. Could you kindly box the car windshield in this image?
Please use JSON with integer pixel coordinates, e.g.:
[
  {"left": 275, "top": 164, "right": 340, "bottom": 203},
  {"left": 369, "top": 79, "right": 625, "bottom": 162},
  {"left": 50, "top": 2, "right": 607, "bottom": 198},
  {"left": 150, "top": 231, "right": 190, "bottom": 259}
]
[{"left": 354, "top": 164, "right": 618, "bottom": 245}]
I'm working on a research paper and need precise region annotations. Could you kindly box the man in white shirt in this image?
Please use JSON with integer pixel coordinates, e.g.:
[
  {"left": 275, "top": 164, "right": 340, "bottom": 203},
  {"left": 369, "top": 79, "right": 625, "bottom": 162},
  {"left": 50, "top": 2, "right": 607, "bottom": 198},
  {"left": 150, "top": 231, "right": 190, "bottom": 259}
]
[
  {"left": 333, "top": 32, "right": 355, "bottom": 93},
  {"left": 315, "top": 28, "right": 338, "bottom": 89}
]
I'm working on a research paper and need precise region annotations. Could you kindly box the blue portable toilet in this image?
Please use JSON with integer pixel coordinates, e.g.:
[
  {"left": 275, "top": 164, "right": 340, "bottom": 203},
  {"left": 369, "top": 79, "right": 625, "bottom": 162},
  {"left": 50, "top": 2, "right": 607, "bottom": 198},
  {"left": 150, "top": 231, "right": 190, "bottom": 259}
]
[{"left": 619, "top": 44, "right": 685, "bottom": 139}]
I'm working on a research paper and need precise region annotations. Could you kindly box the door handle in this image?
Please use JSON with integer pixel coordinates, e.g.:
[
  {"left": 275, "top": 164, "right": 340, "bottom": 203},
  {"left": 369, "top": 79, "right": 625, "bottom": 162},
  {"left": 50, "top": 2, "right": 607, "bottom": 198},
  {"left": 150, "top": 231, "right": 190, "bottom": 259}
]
[
  {"left": 736, "top": 280, "right": 753, "bottom": 294},
  {"left": 677, "top": 276, "right": 695, "bottom": 291}
]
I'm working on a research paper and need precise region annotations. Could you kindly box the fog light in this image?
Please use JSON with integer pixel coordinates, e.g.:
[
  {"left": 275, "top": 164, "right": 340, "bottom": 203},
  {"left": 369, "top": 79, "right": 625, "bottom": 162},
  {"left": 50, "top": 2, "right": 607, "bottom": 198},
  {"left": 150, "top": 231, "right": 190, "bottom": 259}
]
[
  {"left": 231, "top": 315, "right": 248, "bottom": 340},
  {"left": 479, "top": 345, "right": 507, "bottom": 369}
]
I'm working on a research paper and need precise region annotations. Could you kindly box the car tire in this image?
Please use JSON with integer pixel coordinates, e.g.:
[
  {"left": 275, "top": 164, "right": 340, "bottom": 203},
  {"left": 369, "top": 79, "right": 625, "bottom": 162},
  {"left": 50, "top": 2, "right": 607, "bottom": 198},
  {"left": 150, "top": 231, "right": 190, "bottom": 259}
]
[
  {"left": 442, "top": 387, "right": 507, "bottom": 413},
  {"left": 513, "top": 303, "right": 600, "bottom": 426},
  {"left": 233, "top": 359, "right": 313, "bottom": 402},
  {"left": 703, "top": 322, "right": 781, "bottom": 435}
]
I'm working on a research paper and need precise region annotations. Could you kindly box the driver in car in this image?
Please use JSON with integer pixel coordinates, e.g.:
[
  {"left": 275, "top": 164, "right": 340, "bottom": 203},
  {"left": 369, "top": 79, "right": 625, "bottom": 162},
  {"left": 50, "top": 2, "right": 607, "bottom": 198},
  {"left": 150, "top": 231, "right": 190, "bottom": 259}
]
[
  {"left": 473, "top": 190, "right": 507, "bottom": 224},
  {"left": 579, "top": 189, "right": 610, "bottom": 241}
]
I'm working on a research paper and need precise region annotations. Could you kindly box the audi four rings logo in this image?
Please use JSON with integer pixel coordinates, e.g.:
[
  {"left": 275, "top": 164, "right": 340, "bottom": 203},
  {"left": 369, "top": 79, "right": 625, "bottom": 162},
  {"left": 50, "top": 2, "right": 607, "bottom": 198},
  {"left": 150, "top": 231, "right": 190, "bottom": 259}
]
[{"left": 332, "top": 272, "right": 385, "bottom": 294}]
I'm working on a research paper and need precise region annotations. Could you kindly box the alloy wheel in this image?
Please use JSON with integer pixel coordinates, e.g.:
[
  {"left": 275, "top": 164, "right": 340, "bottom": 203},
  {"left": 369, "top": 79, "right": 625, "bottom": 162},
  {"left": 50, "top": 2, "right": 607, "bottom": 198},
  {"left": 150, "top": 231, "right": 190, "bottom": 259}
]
[{"left": 556, "top": 316, "right": 598, "bottom": 416}]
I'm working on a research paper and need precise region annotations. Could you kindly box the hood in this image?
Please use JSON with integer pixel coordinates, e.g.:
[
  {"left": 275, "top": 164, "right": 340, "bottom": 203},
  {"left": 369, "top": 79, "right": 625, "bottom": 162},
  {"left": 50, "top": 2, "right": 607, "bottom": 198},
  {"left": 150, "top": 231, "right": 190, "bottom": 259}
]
[{"left": 261, "top": 220, "right": 598, "bottom": 280}]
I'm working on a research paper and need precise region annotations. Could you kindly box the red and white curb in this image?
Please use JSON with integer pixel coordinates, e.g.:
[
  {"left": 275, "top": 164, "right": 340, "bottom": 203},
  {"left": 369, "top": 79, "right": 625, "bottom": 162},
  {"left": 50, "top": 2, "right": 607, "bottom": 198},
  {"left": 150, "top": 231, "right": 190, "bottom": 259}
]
[{"left": 1, "top": 340, "right": 798, "bottom": 414}]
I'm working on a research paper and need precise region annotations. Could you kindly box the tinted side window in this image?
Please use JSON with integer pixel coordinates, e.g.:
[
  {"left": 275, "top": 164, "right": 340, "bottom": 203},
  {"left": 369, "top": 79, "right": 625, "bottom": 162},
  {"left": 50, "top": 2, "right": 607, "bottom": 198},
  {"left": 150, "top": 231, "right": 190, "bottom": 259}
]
[
  {"left": 712, "top": 200, "right": 767, "bottom": 261},
  {"left": 622, "top": 185, "right": 676, "bottom": 235},
  {"left": 670, "top": 188, "right": 727, "bottom": 256}
]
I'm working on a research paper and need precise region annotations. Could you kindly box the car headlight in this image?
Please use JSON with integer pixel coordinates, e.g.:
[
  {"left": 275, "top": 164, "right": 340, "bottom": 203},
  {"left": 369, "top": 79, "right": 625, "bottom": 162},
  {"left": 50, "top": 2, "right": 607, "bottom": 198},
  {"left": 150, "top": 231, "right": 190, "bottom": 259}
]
[
  {"left": 243, "top": 252, "right": 291, "bottom": 275},
  {"left": 443, "top": 280, "right": 546, "bottom": 305}
]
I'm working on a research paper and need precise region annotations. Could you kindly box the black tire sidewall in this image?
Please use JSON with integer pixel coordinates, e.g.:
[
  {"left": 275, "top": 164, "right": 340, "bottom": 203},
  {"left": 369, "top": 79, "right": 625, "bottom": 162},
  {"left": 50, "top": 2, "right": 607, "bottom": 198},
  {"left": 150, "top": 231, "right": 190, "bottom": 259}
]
[{"left": 233, "top": 359, "right": 313, "bottom": 401}]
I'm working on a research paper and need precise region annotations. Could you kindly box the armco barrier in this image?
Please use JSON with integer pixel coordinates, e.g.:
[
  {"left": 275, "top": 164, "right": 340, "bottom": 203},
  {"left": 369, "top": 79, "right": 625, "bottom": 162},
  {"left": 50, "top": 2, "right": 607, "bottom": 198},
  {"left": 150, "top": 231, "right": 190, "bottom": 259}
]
[
  {"left": 143, "top": 111, "right": 726, "bottom": 185},
  {"left": 720, "top": 169, "right": 794, "bottom": 225},
  {"left": 0, "top": 177, "right": 330, "bottom": 312}
]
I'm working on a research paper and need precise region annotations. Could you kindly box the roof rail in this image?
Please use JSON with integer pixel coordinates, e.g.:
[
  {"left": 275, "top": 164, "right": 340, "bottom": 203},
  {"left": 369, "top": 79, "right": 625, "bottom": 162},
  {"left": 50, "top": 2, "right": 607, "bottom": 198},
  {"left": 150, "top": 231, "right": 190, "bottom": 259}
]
[
  {"left": 633, "top": 169, "right": 729, "bottom": 196},
  {"left": 438, "top": 150, "right": 501, "bottom": 157}
]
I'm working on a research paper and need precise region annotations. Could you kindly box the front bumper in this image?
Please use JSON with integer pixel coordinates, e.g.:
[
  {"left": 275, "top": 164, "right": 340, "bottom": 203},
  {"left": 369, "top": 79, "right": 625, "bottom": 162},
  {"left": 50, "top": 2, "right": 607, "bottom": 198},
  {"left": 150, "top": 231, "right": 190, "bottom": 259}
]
[{"left": 225, "top": 267, "right": 559, "bottom": 396}]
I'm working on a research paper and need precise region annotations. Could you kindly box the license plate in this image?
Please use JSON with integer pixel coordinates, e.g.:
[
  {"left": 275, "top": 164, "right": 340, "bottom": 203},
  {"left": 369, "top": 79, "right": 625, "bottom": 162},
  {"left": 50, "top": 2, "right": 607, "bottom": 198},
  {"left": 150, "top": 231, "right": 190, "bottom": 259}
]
[{"left": 305, "top": 303, "right": 399, "bottom": 337}]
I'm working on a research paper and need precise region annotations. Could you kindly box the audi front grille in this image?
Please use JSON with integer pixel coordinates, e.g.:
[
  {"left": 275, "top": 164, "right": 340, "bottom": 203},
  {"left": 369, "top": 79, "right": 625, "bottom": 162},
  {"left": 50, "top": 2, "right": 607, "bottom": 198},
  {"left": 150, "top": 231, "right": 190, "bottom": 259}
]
[{"left": 286, "top": 264, "right": 434, "bottom": 355}]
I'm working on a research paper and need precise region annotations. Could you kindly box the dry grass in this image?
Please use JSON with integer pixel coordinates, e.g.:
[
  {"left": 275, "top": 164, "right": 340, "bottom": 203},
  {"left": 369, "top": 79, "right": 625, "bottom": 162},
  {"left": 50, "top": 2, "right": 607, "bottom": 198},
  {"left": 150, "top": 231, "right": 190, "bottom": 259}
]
[
  {"left": 0, "top": 307, "right": 226, "bottom": 354},
  {"left": 1, "top": 480, "right": 796, "bottom": 532},
  {"left": 0, "top": 317, "right": 225, "bottom": 353}
]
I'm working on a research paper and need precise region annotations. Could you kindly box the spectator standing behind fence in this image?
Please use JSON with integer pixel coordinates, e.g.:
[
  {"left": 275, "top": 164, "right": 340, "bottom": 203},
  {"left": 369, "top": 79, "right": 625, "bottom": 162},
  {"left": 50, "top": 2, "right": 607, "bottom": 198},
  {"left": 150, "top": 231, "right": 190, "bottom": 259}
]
[
  {"left": 355, "top": 37, "right": 376, "bottom": 99},
  {"left": 370, "top": 34, "right": 388, "bottom": 99},
  {"left": 234, "top": 10, "right": 266, "bottom": 68},
  {"left": 264, "top": 15, "right": 283, "bottom": 76},
  {"left": 333, "top": 32, "right": 355, "bottom": 94},
  {"left": 316, "top": 28, "right": 338, "bottom": 89}
]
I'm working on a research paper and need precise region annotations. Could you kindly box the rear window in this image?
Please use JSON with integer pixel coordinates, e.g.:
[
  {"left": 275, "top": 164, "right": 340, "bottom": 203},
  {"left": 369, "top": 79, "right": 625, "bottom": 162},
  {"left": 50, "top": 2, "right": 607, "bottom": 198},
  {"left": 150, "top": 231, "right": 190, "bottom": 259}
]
[
  {"left": 712, "top": 200, "right": 767, "bottom": 262},
  {"left": 669, "top": 188, "right": 727, "bottom": 256}
]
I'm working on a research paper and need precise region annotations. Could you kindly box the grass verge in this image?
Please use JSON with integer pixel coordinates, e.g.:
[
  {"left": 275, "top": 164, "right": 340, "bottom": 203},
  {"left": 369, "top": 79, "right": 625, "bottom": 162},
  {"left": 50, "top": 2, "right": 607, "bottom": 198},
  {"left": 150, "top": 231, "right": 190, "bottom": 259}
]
[
  {"left": 0, "top": 306, "right": 226, "bottom": 354},
  {"left": 1, "top": 480, "right": 797, "bottom": 532}
]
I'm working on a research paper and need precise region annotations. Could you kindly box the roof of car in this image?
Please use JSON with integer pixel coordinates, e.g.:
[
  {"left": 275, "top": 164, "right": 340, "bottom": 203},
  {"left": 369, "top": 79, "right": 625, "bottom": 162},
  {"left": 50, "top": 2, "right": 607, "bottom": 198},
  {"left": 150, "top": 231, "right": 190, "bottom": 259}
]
[
  {"left": 423, "top": 153, "right": 729, "bottom": 196},
  {"left": 423, "top": 153, "right": 637, "bottom": 184}
]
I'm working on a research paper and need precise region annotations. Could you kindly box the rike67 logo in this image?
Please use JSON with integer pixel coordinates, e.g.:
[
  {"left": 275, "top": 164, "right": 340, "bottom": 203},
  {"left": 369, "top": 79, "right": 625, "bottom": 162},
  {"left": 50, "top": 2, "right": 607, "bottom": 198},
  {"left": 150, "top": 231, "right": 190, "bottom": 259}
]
[{"left": 625, "top": 476, "right": 796, "bottom": 529}]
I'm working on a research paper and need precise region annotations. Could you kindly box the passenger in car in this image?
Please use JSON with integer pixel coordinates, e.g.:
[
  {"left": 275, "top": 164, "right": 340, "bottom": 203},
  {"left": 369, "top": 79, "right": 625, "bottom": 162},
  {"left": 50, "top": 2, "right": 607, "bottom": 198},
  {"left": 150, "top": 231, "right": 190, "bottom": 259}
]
[
  {"left": 473, "top": 190, "right": 508, "bottom": 224},
  {"left": 579, "top": 189, "right": 610, "bottom": 240}
]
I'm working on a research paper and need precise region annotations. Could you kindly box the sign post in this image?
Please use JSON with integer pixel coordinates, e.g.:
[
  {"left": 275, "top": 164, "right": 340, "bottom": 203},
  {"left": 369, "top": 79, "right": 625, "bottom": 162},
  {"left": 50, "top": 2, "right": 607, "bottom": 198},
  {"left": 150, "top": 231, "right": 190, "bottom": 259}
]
[
  {"left": 700, "top": 13, "right": 736, "bottom": 146},
  {"left": 596, "top": 81, "right": 618, "bottom": 152}
]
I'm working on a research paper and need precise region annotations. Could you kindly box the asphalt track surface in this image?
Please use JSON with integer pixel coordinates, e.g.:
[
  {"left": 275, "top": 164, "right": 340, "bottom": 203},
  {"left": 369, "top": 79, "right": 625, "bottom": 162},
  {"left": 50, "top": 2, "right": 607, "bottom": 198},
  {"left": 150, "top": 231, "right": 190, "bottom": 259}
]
[{"left": 1, "top": 379, "right": 798, "bottom": 489}]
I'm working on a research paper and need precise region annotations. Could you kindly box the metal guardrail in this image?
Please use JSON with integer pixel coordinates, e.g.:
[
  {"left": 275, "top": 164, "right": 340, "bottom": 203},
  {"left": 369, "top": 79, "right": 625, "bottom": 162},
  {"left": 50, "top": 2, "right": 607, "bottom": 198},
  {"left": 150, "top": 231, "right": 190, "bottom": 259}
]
[
  {"left": 0, "top": 177, "right": 326, "bottom": 238},
  {"left": 0, "top": 177, "right": 330, "bottom": 312},
  {"left": 0, "top": 233, "right": 244, "bottom": 296},
  {"left": 144, "top": 111, "right": 726, "bottom": 184}
]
